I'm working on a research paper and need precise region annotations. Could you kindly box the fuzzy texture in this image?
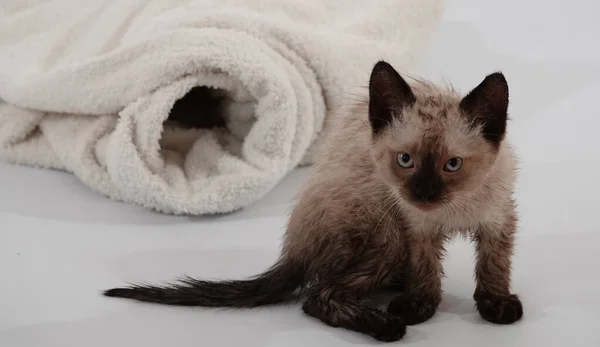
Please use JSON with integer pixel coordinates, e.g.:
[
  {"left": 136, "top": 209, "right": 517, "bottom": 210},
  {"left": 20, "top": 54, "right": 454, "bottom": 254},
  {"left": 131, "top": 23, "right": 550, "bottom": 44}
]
[
  {"left": 0, "top": 0, "right": 444, "bottom": 215},
  {"left": 104, "top": 61, "right": 522, "bottom": 341}
]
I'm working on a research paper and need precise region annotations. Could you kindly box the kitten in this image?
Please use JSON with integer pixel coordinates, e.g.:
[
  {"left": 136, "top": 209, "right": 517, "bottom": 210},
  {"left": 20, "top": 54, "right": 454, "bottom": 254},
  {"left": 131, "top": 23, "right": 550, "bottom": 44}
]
[{"left": 104, "top": 61, "right": 522, "bottom": 342}]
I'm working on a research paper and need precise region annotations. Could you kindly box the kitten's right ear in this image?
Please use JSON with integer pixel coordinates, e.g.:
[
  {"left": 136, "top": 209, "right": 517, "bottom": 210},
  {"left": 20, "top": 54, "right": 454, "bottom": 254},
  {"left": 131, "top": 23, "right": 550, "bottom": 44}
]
[{"left": 368, "top": 61, "right": 416, "bottom": 134}]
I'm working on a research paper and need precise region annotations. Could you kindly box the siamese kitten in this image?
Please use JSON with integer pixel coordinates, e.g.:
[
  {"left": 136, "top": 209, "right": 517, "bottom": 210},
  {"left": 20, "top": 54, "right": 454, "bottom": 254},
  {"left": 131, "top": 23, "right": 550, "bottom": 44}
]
[{"left": 104, "top": 61, "right": 522, "bottom": 342}]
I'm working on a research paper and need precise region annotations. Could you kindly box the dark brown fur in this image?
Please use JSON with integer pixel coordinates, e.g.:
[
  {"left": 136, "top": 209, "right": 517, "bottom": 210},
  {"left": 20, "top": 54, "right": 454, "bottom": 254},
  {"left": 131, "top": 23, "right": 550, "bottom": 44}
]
[{"left": 104, "top": 61, "right": 522, "bottom": 342}]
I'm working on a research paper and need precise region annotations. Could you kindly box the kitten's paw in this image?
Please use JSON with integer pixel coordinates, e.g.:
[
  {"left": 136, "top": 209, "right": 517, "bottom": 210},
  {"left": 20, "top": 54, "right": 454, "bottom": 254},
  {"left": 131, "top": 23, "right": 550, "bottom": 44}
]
[
  {"left": 475, "top": 292, "right": 523, "bottom": 324},
  {"left": 302, "top": 298, "right": 406, "bottom": 342},
  {"left": 372, "top": 314, "right": 406, "bottom": 342},
  {"left": 387, "top": 294, "right": 438, "bottom": 325}
]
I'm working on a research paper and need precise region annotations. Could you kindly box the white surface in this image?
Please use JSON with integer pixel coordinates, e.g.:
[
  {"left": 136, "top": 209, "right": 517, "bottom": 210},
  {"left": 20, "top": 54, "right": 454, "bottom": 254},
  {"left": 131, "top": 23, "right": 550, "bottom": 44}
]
[
  {"left": 2, "top": 0, "right": 600, "bottom": 346},
  {"left": 0, "top": 0, "right": 442, "bottom": 215}
]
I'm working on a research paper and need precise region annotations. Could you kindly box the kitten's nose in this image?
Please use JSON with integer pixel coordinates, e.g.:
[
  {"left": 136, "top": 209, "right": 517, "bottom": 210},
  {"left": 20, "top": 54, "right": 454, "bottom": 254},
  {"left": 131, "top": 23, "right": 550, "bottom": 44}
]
[{"left": 412, "top": 183, "right": 438, "bottom": 202}]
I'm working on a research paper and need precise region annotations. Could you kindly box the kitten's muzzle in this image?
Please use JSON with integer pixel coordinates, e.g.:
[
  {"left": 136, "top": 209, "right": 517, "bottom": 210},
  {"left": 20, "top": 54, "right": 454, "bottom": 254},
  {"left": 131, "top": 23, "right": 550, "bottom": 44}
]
[
  {"left": 411, "top": 184, "right": 439, "bottom": 202},
  {"left": 407, "top": 172, "right": 444, "bottom": 204}
]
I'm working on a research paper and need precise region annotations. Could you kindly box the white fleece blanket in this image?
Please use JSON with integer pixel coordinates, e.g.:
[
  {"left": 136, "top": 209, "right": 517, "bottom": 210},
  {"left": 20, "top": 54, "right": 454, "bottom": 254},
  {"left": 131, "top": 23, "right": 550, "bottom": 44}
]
[{"left": 0, "top": 0, "right": 443, "bottom": 215}]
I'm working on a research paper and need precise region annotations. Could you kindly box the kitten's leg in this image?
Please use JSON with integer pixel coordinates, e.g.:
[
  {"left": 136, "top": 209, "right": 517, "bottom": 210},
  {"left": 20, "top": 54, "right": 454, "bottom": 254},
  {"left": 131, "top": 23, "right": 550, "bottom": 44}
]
[
  {"left": 387, "top": 233, "right": 445, "bottom": 325},
  {"left": 302, "top": 286, "right": 406, "bottom": 342},
  {"left": 472, "top": 211, "right": 523, "bottom": 324},
  {"left": 387, "top": 271, "right": 406, "bottom": 291},
  {"left": 301, "top": 257, "right": 406, "bottom": 342}
]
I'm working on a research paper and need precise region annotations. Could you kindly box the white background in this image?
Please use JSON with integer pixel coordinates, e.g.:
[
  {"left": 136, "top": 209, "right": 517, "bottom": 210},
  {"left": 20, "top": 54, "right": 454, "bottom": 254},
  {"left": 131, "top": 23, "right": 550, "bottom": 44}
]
[{"left": 2, "top": 0, "right": 600, "bottom": 346}]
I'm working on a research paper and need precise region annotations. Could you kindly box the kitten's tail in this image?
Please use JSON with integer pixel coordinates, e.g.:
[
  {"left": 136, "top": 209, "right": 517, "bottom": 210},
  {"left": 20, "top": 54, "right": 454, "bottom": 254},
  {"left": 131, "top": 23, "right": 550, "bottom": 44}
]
[{"left": 102, "top": 260, "right": 304, "bottom": 308}]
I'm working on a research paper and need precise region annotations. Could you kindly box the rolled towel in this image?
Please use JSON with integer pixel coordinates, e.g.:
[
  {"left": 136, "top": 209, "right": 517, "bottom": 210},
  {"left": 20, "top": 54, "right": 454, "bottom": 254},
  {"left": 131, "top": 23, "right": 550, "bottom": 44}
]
[{"left": 0, "top": 0, "right": 444, "bottom": 214}]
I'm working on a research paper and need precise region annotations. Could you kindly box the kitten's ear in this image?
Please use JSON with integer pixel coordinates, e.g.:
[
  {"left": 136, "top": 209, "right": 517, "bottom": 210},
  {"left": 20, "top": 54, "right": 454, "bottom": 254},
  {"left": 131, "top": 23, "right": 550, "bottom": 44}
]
[
  {"left": 460, "top": 72, "right": 509, "bottom": 147},
  {"left": 368, "top": 61, "right": 416, "bottom": 134}
]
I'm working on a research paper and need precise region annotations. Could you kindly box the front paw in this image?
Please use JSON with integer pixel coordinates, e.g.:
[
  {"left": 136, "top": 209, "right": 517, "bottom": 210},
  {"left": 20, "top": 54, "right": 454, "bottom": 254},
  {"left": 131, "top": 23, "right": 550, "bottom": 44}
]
[
  {"left": 475, "top": 292, "right": 523, "bottom": 324},
  {"left": 387, "top": 294, "right": 439, "bottom": 325},
  {"left": 371, "top": 314, "right": 406, "bottom": 342}
]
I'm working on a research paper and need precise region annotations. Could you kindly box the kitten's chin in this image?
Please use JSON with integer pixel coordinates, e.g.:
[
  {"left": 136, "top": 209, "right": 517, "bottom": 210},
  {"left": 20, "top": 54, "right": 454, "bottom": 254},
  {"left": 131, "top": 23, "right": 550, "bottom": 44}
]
[
  {"left": 408, "top": 200, "right": 443, "bottom": 212},
  {"left": 391, "top": 190, "right": 443, "bottom": 212}
]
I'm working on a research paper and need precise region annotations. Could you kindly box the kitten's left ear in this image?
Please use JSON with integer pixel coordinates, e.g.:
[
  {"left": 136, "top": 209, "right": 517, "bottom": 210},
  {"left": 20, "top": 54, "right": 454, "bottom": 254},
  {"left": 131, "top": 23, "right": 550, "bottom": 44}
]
[{"left": 460, "top": 72, "right": 509, "bottom": 147}]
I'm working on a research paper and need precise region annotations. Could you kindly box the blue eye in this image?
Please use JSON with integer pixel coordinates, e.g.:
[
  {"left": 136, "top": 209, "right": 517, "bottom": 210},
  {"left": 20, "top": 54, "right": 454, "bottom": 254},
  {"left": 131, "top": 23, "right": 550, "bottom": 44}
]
[
  {"left": 444, "top": 157, "right": 463, "bottom": 172},
  {"left": 397, "top": 153, "right": 414, "bottom": 168}
]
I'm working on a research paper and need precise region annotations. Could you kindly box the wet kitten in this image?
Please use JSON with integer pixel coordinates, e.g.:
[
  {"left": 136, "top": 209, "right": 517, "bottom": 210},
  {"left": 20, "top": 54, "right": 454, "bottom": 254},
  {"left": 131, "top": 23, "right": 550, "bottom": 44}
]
[{"left": 104, "top": 61, "right": 522, "bottom": 342}]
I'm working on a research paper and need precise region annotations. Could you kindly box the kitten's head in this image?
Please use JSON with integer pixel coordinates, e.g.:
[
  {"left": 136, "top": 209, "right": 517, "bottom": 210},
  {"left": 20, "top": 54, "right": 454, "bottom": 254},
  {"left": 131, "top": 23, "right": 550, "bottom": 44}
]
[{"left": 368, "top": 61, "right": 509, "bottom": 211}]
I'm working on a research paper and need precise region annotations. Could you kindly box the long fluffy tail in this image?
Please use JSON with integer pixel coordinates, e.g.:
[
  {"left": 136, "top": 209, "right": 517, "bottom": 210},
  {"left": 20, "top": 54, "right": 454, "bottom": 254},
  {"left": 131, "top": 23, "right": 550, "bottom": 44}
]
[{"left": 103, "top": 261, "right": 303, "bottom": 307}]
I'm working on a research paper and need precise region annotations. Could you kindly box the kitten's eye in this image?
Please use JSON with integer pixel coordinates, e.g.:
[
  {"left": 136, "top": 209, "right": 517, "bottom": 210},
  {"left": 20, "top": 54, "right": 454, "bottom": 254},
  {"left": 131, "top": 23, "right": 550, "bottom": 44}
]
[
  {"left": 397, "top": 153, "right": 414, "bottom": 168},
  {"left": 444, "top": 157, "right": 463, "bottom": 172}
]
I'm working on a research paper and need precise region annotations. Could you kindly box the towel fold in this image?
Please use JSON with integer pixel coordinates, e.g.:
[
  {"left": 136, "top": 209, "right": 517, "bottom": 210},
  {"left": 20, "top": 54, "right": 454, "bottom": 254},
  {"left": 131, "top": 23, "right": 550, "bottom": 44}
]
[{"left": 0, "top": 0, "right": 444, "bottom": 214}]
